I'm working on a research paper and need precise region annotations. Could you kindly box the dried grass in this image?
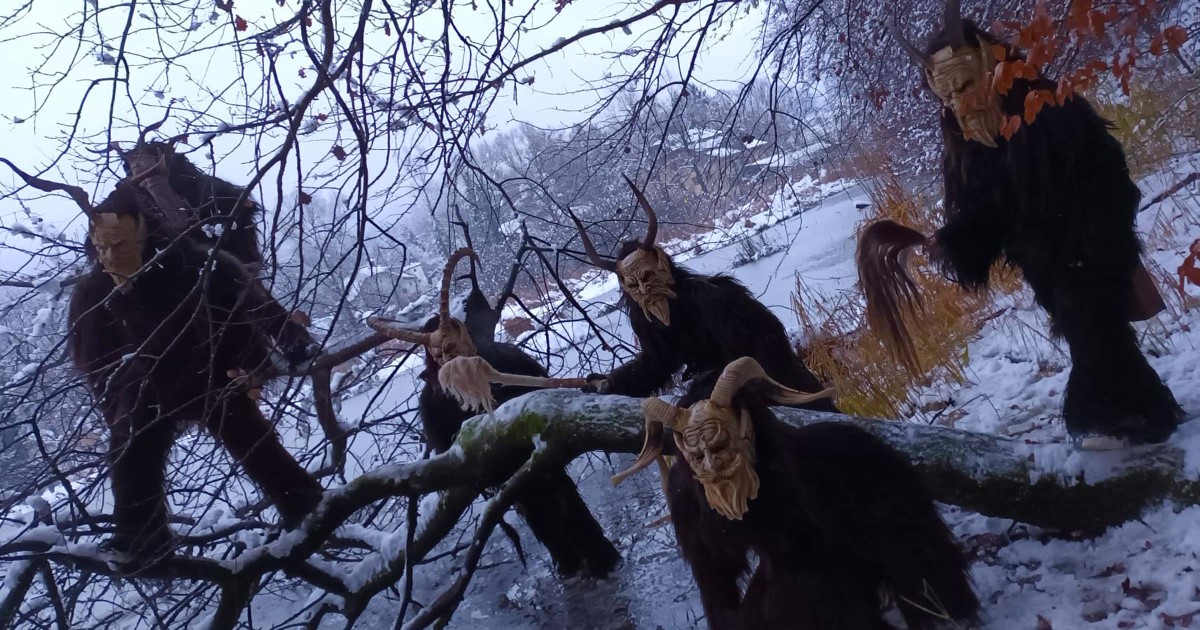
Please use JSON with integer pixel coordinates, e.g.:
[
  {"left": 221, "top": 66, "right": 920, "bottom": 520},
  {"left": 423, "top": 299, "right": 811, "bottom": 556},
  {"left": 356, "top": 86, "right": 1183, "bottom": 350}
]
[{"left": 792, "top": 164, "right": 1020, "bottom": 420}]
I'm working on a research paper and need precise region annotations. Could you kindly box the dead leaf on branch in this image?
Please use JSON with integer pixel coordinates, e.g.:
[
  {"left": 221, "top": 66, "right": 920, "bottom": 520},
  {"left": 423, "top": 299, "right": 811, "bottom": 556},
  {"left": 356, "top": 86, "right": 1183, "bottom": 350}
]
[{"left": 1164, "top": 25, "right": 1189, "bottom": 55}]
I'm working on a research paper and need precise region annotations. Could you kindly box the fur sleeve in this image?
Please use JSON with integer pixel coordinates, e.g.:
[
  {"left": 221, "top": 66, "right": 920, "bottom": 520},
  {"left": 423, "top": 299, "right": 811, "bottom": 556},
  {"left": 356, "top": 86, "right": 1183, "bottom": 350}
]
[
  {"left": 67, "top": 271, "right": 131, "bottom": 394},
  {"left": 933, "top": 214, "right": 1006, "bottom": 290},
  {"left": 207, "top": 248, "right": 316, "bottom": 365},
  {"left": 935, "top": 157, "right": 1009, "bottom": 290},
  {"left": 605, "top": 323, "right": 683, "bottom": 397}
]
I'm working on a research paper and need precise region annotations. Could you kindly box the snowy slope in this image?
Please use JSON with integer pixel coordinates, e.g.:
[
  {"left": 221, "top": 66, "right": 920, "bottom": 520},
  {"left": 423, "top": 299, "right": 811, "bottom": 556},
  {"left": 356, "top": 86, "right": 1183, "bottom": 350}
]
[{"left": 303, "top": 161, "right": 1200, "bottom": 629}]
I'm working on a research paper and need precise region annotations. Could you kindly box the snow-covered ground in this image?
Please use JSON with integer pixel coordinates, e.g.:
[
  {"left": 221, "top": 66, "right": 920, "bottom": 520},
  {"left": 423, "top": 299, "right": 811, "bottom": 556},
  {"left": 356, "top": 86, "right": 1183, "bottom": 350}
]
[
  {"left": 296, "top": 155, "right": 1200, "bottom": 629},
  {"left": 15, "top": 164, "right": 1194, "bottom": 628},
  {"left": 309, "top": 159, "right": 1200, "bottom": 629}
]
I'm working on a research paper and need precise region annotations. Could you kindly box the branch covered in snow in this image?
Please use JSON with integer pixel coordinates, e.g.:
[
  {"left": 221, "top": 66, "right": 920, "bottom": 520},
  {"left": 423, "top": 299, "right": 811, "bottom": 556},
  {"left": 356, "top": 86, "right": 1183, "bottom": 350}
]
[{"left": 7, "top": 388, "right": 1200, "bottom": 627}]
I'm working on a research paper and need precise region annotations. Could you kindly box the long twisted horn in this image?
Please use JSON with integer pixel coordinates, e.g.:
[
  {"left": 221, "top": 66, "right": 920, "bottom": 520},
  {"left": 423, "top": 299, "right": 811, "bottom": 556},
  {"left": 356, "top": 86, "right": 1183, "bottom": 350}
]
[
  {"left": 709, "top": 357, "right": 833, "bottom": 409},
  {"left": 612, "top": 398, "right": 687, "bottom": 486},
  {"left": 622, "top": 174, "right": 658, "bottom": 251},
  {"left": 887, "top": 15, "right": 931, "bottom": 66},
  {"left": 367, "top": 316, "right": 433, "bottom": 345},
  {"left": 439, "top": 248, "right": 479, "bottom": 329},
  {"left": 565, "top": 208, "right": 619, "bottom": 271},
  {"left": 944, "top": 0, "right": 966, "bottom": 49},
  {"left": 0, "top": 159, "right": 93, "bottom": 217}
]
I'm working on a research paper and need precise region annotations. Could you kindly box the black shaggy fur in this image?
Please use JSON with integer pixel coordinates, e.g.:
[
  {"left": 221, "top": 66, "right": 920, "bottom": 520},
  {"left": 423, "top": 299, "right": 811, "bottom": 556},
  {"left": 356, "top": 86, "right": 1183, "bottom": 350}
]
[
  {"left": 926, "top": 21, "right": 1182, "bottom": 442},
  {"left": 606, "top": 242, "right": 835, "bottom": 412},
  {"left": 416, "top": 310, "right": 620, "bottom": 578},
  {"left": 667, "top": 375, "right": 979, "bottom": 629},
  {"left": 120, "top": 142, "right": 262, "bottom": 267},
  {"left": 69, "top": 183, "right": 322, "bottom": 561}
]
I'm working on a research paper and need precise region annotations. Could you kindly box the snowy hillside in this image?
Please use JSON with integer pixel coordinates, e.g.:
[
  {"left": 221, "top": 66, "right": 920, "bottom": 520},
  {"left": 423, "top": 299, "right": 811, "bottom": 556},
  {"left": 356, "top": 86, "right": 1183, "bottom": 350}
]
[{"left": 307, "top": 157, "right": 1200, "bottom": 630}]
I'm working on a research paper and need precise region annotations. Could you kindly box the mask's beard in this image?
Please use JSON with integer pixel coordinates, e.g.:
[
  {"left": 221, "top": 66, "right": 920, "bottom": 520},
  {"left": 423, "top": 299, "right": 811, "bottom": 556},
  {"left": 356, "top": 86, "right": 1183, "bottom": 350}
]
[
  {"left": 618, "top": 247, "right": 676, "bottom": 326},
  {"left": 693, "top": 453, "right": 759, "bottom": 521},
  {"left": 675, "top": 407, "right": 760, "bottom": 520},
  {"left": 637, "top": 293, "right": 674, "bottom": 327},
  {"left": 927, "top": 43, "right": 1002, "bottom": 148},
  {"left": 438, "top": 355, "right": 495, "bottom": 413},
  {"left": 428, "top": 323, "right": 476, "bottom": 367},
  {"left": 953, "top": 97, "right": 1003, "bottom": 148}
]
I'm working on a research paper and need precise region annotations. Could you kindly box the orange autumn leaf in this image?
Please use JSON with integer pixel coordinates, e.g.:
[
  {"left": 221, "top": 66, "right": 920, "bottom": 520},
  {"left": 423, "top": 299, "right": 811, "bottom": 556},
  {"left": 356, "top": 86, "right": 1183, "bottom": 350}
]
[
  {"left": 1067, "top": 0, "right": 1092, "bottom": 33},
  {"left": 1150, "top": 33, "right": 1164, "bottom": 56},
  {"left": 1000, "top": 115, "right": 1022, "bottom": 140},
  {"left": 1178, "top": 240, "right": 1200, "bottom": 298},
  {"left": 1024, "top": 89, "right": 1053, "bottom": 124},
  {"left": 1027, "top": 44, "right": 1047, "bottom": 68},
  {"left": 1164, "top": 25, "right": 1188, "bottom": 55}
]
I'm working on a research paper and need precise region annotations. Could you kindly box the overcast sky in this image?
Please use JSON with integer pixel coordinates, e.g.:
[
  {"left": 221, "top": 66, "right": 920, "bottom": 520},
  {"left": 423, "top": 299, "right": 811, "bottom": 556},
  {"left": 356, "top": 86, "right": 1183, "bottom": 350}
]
[{"left": 0, "top": 1, "right": 766, "bottom": 276}]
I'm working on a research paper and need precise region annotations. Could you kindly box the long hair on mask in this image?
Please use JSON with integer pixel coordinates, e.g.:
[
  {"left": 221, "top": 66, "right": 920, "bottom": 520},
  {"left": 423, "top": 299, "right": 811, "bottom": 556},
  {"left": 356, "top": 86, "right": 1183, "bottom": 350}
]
[{"left": 856, "top": 219, "right": 929, "bottom": 375}]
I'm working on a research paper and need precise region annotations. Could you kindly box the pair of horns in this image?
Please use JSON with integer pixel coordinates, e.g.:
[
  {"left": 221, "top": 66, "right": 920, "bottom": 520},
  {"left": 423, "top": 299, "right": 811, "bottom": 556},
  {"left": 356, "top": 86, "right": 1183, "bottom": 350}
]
[
  {"left": 567, "top": 174, "right": 659, "bottom": 271},
  {"left": 0, "top": 154, "right": 170, "bottom": 220},
  {"left": 888, "top": 0, "right": 966, "bottom": 66},
  {"left": 612, "top": 357, "right": 835, "bottom": 486},
  {"left": 368, "top": 247, "right": 479, "bottom": 345}
]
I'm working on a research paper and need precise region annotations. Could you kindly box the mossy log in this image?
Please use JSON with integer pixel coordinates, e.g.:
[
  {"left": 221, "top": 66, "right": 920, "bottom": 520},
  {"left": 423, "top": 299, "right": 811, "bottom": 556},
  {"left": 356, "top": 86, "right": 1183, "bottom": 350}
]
[{"left": 476, "top": 389, "right": 1200, "bottom": 534}]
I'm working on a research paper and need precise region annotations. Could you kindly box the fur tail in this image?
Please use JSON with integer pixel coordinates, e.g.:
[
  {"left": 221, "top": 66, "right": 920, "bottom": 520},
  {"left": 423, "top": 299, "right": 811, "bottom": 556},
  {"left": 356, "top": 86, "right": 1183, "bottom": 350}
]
[
  {"left": 856, "top": 220, "right": 929, "bottom": 374},
  {"left": 514, "top": 468, "right": 620, "bottom": 578}
]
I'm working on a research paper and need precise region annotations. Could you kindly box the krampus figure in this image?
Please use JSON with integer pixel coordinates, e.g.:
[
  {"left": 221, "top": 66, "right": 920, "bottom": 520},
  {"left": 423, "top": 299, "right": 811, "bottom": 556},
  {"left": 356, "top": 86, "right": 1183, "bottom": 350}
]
[
  {"left": 369, "top": 249, "right": 620, "bottom": 577},
  {"left": 614, "top": 358, "right": 980, "bottom": 629},
  {"left": 114, "top": 140, "right": 263, "bottom": 268},
  {"left": 862, "top": 0, "right": 1182, "bottom": 447},
  {"left": 1, "top": 158, "right": 323, "bottom": 563},
  {"left": 569, "top": 178, "right": 836, "bottom": 413}
]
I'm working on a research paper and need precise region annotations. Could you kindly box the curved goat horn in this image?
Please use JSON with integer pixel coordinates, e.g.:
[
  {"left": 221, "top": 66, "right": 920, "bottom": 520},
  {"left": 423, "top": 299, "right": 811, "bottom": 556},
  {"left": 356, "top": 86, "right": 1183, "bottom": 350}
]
[
  {"left": 887, "top": 15, "right": 931, "bottom": 66},
  {"left": 367, "top": 316, "right": 433, "bottom": 345},
  {"left": 944, "top": 0, "right": 966, "bottom": 49},
  {"left": 613, "top": 398, "right": 687, "bottom": 486},
  {"left": 709, "top": 357, "right": 833, "bottom": 408},
  {"left": 565, "top": 208, "right": 619, "bottom": 271},
  {"left": 0, "top": 158, "right": 94, "bottom": 218},
  {"left": 622, "top": 174, "right": 658, "bottom": 251},
  {"left": 137, "top": 105, "right": 173, "bottom": 147},
  {"left": 439, "top": 248, "right": 479, "bottom": 330}
]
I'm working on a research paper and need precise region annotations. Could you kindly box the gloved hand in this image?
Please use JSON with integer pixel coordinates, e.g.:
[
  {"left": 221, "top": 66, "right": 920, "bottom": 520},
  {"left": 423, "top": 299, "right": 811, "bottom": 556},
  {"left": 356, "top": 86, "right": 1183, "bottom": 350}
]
[{"left": 582, "top": 373, "right": 610, "bottom": 394}]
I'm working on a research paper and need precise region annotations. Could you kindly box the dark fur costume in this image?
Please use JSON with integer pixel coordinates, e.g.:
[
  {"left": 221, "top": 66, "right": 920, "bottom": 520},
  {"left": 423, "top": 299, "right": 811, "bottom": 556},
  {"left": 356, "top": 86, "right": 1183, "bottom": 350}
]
[
  {"left": 606, "top": 242, "right": 835, "bottom": 413},
  {"left": 69, "top": 183, "right": 322, "bottom": 560},
  {"left": 119, "top": 141, "right": 262, "bottom": 266},
  {"left": 927, "top": 21, "right": 1181, "bottom": 442},
  {"left": 667, "top": 375, "right": 979, "bottom": 629},
  {"left": 416, "top": 308, "right": 620, "bottom": 578}
]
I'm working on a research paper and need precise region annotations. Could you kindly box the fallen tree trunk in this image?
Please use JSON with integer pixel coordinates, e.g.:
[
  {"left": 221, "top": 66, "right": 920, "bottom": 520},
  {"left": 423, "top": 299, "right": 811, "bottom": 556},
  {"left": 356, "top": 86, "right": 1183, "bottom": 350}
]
[
  {"left": 7, "top": 390, "right": 1192, "bottom": 629},
  {"left": 482, "top": 390, "right": 1199, "bottom": 533}
]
